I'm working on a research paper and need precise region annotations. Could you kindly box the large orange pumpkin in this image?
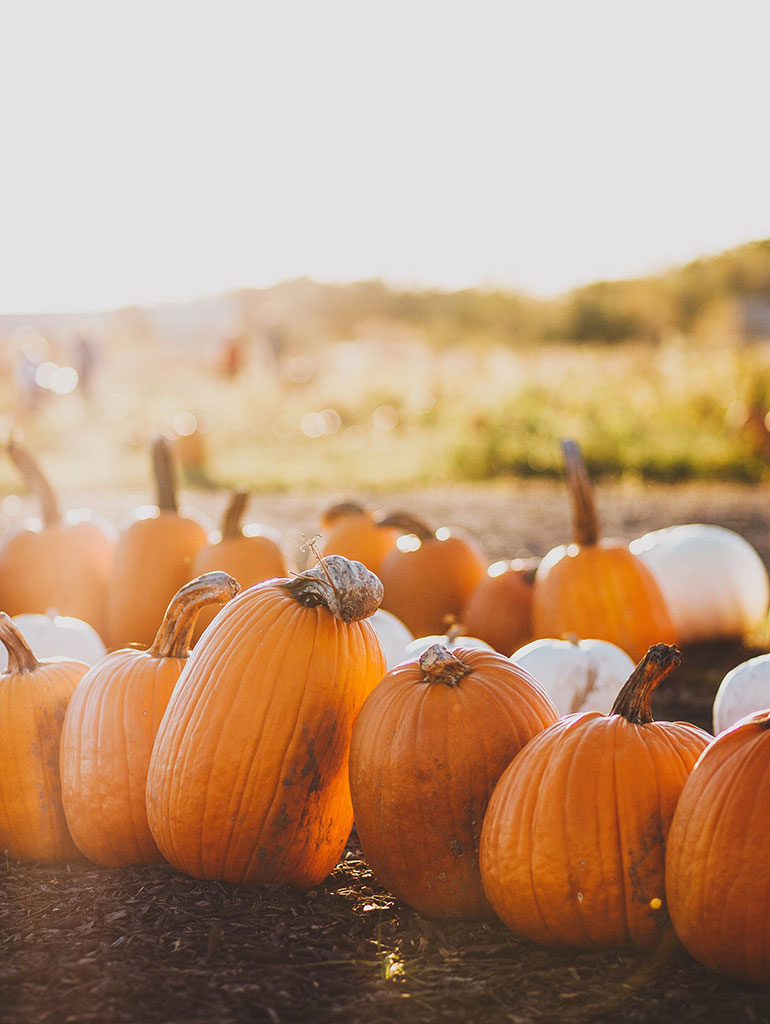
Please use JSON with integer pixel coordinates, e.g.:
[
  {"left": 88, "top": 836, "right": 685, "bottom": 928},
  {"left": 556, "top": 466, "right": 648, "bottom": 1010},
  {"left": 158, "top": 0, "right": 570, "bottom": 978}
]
[
  {"left": 532, "top": 440, "right": 678, "bottom": 661},
  {"left": 480, "top": 644, "right": 711, "bottom": 951},
  {"left": 349, "top": 644, "right": 559, "bottom": 919},
  {"left": 59, "top": 572, "right": 239, "bottom": 866},
  {"left": 145, "top": 555, "right": 386, "bottom": 887},
  {"left": 0, "top": 612, "right": 89, "bottom": 862},
  {"left": 377, "top": 514, "right": 487, "bottom": 638},
  {"left": 105, "top": 436, "right": 209, "bottom": 650},
  {"left": 665, "top": 710, "right": 770, "bottom": 985},
  {"left": 0, "top": 439, "right": 115, "bottom": 636}
]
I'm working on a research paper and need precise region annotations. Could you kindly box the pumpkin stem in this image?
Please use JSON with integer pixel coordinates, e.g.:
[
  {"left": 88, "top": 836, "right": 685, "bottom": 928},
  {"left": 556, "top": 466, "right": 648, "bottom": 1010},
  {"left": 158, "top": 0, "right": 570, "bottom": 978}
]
[
  {"left": 281, "top": 555, "right": 383, "bottom": 623},
  {"left": 562, "top": 438, "right": 600, "bottom": 547},
  {"left": 376, "top": 511, "right": 435, "bottom": 541},
  {"left": 221, "top": 489, "right": 249, "bottom": 539},
  {"left": 7, "top": 438, "right": 61, "bottom": 527},
  {"left": 147, "top": 572, "right": 241, "bottom": 658},
  {"left": 152, "top": 436, "right": 179, "bottom": 513},
  {"left": 419, "top": 644, "right": 473, "bottom": 687},
  {"left": 609, "top": 643, "right": 682, "bottom": 725},
  {"left": 0, "top": 612, "right": 41, "bottom": 673},
  {"left": 321, "top": 500, "right": 368, "bottom": 527}
]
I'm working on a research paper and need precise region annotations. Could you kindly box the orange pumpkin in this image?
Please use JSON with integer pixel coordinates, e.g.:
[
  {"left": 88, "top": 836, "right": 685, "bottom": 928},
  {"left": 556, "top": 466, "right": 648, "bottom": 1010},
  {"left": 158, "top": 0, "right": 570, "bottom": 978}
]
[
  {"left": 377, "top": 514, "right": 487, "bottom": 638},
  {"left": 461, "top": 557, "right": 538, "bottom": 656},
  {"left": 105, "top": 436, "right": 209, "bottom": 650},
  {"left": 0, "top": 612, "right": 89, "bottom": 862},
  {"left": 0, "top": 439, "right": 115, "bottom": 636},
  {"left": 532, "top": 440, "right": 678, "bottom": 661},
  {"left": 480, "top": 644, "right": 711, "bottom": 951},
  {"left": 145, "top": 556, "right": 386, "bottom": 887},
  {"left": 665, "top": 710, "right": 770, "bottom": 985},
  {"left": 320, "top": 501, "right": 404, "bottom": 576},
  {"left": 191, "top": 490, "right": 288, "bottom": 641},
  {"left": 349, "top": 644, "right": 559, "bottom": 919},
  {"left": 60, "top": 572, "right": 239, "bottom": 866}
]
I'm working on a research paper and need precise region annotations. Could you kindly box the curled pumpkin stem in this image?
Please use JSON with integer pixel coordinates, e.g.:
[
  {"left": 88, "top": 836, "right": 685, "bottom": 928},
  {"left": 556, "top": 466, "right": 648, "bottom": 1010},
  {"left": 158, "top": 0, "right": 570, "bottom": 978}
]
[
  {"left": 0, "top": 612, "right": 41, "bottom": 674},
  {"left": 7, "top": 438, "right": 61, "bottom": 527},
  {"left": 281, "top": 555, "right": 383, "bottom": 623},
  {"left": 148, "top": 572, "right": 241, "bottom": 658},
  {"left": 419, "top": 643, "right": 473, "bottom": 687},
  {"left": 610, "top": 643, "right": 682, "bottom": 725},
  {"left": 376, "top": 511, "right": 435, "bottom": 541}
]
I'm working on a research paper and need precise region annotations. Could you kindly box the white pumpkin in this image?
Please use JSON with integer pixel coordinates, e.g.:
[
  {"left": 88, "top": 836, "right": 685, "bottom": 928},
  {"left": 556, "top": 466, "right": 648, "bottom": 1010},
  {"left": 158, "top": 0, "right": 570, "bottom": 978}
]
[
  {"left": 629, "top": 523, "right": 770, "bottom": 646},
  {"left": 0, "top": 612, "right": 107, "bottom": 671},
  {"left": 369, "top": 608, "right": 414, "bottom": 669},
  {"left": 712, "top": 652, "right": 770, "bottom": 734},
  {"left": 511, "top": 636, "right": 635, "bottom": 716},
  {"left": 398, "top": 630, "right": 493, "bottom": 665}
]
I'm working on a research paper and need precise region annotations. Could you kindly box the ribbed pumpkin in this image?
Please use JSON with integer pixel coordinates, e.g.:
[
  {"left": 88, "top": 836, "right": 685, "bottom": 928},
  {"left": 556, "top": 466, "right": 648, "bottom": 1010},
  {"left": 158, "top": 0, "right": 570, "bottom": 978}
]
[
  {"left": 0, "top": 613, "right": 89, "bottom": 862},
  {"left": 190, "top": 490, "right": 288, "bottom": 641},
  {"left": 60, "top": 572, "right": 239, "bottom": 866},
  {"left": 105, "top": 436, "right": 209, "bottom": 649},
  {"left": 145, "top": 556, "right": 386, "bottom": 887},
  {"left": 665, "top": 710, "right": 770, "bottom": 985},
  {"left": 320, "top": 501, "right": 404, "bottom": 576},
  {"left": 349, "top": 644, "right": 559, "bottom": 919},
  {"left": 0, "top": 439, "right": 115, "bottom": 636},
  {"left": 480, "top": 644, "right": 711, "bottom": 951},
  {"left": 377, "top": 514, "right": 487, "bottom": 638},
  {"left": 461, "top": 557, "right": 538, "bottom": 656},
  {"left": 532, "top": 440, "right": 678, "bottom": 661}
]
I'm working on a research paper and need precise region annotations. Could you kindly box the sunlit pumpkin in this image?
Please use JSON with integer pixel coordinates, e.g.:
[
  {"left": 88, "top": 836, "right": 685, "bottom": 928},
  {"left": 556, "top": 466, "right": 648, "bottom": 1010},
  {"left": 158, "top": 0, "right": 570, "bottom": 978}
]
[
  {"left": 320, "top": 500, "right": 405, "bottom": 576},
  {"left": 461, "top": 557, "right": 538, "bottom": 656},
  {"left": 532, "top": 440, "right": 678, "bottom": 661},
  {"left": 146, "top": 556, "right": 386, "bottom": 887},
  {"left": 60, "top": 572, "right": 239, "bottom": 866},
  {"left": 480, "top": 644, "right": 711, "bottom": 951}
]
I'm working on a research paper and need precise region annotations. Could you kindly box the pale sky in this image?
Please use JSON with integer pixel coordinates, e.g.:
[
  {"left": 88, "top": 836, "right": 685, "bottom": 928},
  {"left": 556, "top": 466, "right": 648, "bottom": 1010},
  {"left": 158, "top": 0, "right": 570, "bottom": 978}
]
[{"left": 1, "top": 0, "right": 769, "bottom": 315}]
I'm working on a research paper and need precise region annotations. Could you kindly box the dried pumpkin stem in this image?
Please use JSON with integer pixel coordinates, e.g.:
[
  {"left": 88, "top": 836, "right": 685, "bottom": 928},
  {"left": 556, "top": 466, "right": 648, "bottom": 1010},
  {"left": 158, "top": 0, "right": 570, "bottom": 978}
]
[
  {"left": 281, "top": 555, "right": 383, "bottom": 623},
  {"left": 221, "top": 490, "right": 250, "bottom": 539},
  {"left": 0, "top": 612, "right": 41, "bottom": 673},
  {"left": 148, "top": 572, "right": 241, "bottom": 658},
  {"left": 376, "top": 511, "right": 435, "bottom": 540},
  {"left": 7, "top": 439, "right": 61, "bottom": 527},
  {"left": 321, "top": 500, "right": 367, "bottom": 526},
  {"left": 562, "top": 438, "right": 599, "bottom": 547},
  {"left": 152, "top": 436, "right": 179, "bottom": 513},
  {"left": 610, "top": 643, "right": 682, "bottom": 725},
  {"left": 419, "top": 644, "right": 473, "bottom": 687}
]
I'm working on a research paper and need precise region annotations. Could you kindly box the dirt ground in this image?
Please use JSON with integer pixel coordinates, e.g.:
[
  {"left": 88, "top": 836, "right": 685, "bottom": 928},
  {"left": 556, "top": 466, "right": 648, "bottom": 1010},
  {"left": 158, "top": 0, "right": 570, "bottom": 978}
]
[{"left": 3, "top": 480, "right": 770, "bottom": 1024}]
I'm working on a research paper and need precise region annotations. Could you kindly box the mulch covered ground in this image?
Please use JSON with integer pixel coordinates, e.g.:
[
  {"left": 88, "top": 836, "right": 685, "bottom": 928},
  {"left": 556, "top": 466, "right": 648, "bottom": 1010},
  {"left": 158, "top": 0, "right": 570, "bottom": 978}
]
[{"left": 3, "top": 482, "right": 770, "bottom": 1023}]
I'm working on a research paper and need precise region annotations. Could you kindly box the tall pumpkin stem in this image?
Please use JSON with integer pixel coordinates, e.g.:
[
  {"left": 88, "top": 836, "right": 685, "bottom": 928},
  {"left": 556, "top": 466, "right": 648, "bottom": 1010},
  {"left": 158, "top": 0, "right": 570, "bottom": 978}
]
[
  {"left": 7, "top": 438, "right": 61, "bottom": 527},
  {"left": 152, "top": 436, "right": 179, "bottom": 514},
  {"left": 147, "top": 572, "right": 241, "bottom": 658},
  {"left": 221, "top": 490, "right": 249, "bottom": 539},
  {"left": 281, "top": 555, "right": 383, "bottom": 623},
  {"left": 610, "top": 643, "right": 681, "bottom": 725},
  {"left": 0, "top": 612, "right": 42, "bottom": 673},
  {"left": 562, "top": 438, "right": 600, "bottom": 547},
  {"left": 419, "top": 644, "right": 473, "bottom": 687}
]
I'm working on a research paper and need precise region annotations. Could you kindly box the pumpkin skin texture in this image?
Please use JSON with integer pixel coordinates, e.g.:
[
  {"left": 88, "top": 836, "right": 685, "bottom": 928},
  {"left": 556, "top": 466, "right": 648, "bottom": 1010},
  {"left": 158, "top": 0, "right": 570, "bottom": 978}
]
[
  {"left": 665, "top": 711, "right": 770, "bottom": 985},
  {"left": 0, "top": 439, "right": 115, "bottom": 636},
  {"left": 145, "top": 556, "right": 386, "bottom": 887},
  {"left": 105, "top": 436, "right": 209, "bottom": 650},
  {"left": 320, "top": 501, "right": 404, "bottom": 576},
  {"left": 349, "top": 644, "right": 559, "bottom": 920},
  {"left": 59, "top": 572, "right": 239, "bottom": 866},
  {"left": 533, "top": 440, "right": 677, "bottom": 662},
  {"left": 377, "top": 516, "right": 487, "bottom": 638},
  {"left": 190, "top": 490, "right": 288, "bottom": 641},
  {"left": 0, "top": 613, "right": 89, "bottom": 862},
  {"left": 461, "top": 558, "right": 537, "bottom": 656},
  {"left": 480, "top": 644, "right": 711, "bottom": 951}
]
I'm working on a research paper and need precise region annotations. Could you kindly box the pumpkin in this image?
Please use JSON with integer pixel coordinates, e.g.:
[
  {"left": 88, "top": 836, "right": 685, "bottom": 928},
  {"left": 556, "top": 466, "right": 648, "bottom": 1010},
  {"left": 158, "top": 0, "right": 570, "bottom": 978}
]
[
  {"left": 712, "top": 652, "right": 770, "bottom": 734},
  {"left": 320, "top": 500, "right": 405, "bottom": 576},
  {"left": 59, "top": 572, "right": 239, "bottom": 866},
  {"left": 190, "top": 489, "right": 288, "bottom": 641},
  {"left": 0, "top": 612, "right": 89, "bottom": 862},
  {"left": 145, "top": 555, "right": 386, "bottom": 886},
  {"left": 665, "top": 709, "right": 770, "bottom": 985},
  {"left": 377, "top": 513, "right": 487, "bottom": 638},
  {"left": 532, "top": 440, "right": 678, "bottom": 661},
  {"left": 105, "top": 436, "right": 210, "bottom": 650},
  {"left": 629, "top": 523, "right": 770, "bottom": 646},
  {"left": 460, "top": 557, "right": 537, "bottom": 656},
  {"left": 368, "top": 608, "right": 414, "bottom": 669},
  {"left": 511, "top": 635, "right": 635, "bottom": 716},
  {"left": 480, "top": 644, "right": 711, "bottom": 951},
  {"left": 0, "top": 613, "right": 107, "bottom": 669},
  {"left": 0, "top": 438, "right": 115, "bottom": 635},
  {"left": 349, "top": 644, "right": 559, "bottom": 919}
]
